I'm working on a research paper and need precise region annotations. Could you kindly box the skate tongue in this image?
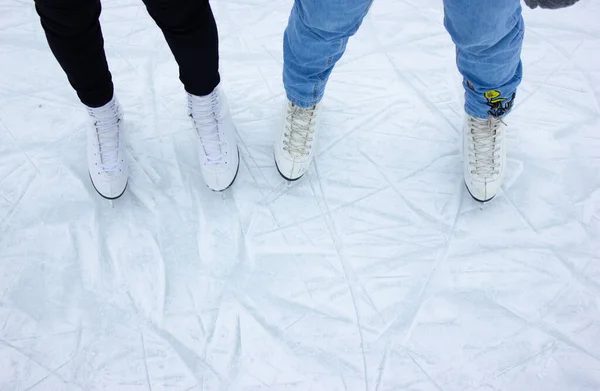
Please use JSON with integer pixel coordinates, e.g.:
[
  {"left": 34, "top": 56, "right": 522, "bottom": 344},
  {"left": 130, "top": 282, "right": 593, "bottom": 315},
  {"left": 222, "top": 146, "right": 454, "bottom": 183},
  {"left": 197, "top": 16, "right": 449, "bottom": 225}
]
[
  {"left": 88, "top": 100, "right": 121, "bottom": 173},
  {"left": 189, "top": 91, "right": 225, "bottom": 165},
  {"left": 285, "top": 106, "right": 315, "bottom": 157},
  {"left": 468, "top": 116, "right": 501, "bottom": 178},
  {"left": 97, "top": 126, "right": 120, "bottom": 172}
]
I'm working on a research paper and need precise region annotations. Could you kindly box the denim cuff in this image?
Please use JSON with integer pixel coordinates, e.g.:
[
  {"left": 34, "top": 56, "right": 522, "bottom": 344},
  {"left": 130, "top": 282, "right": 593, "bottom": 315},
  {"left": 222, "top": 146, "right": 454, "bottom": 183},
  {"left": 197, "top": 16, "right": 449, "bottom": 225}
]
[
  {"left": 464, "top": 83, "right": 517, "bottom": 119},
  {"left": 464, "top": 103, "right": 491, "bottom": 120},
  {"left": 464, "top": 102, "right": 514, "bottom": 119},
  {"left": 286, "top": 92, "right": 321, "bottom": 108}
]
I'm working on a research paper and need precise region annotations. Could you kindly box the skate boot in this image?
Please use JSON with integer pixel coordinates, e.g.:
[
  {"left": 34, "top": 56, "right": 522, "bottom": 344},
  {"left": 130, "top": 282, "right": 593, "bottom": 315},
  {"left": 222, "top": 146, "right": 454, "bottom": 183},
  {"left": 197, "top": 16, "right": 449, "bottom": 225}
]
[
  {"left": 274, "top": 100, "right": 320, "bottom": 181},
  {"left": 188, "top": 84, "right": 239, "bottom": 191},
  {"left": 87, "top": 96, "right": 128, "bottom": 199},
  {"left": 463, "top": 115, "right": 506, "bottom": 202}
]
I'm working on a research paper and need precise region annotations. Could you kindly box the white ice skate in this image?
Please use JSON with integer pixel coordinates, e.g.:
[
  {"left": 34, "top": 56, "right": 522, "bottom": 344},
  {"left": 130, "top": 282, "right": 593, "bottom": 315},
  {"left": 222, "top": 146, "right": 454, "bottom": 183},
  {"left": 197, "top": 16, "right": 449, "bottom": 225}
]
[
  {"left": 188, "top": 85, "right": 239, "bottom": 192},
  {"left": 463, "top": 115, "right": 506, "bottom": 202},
  {"left": 274, "top": 100, "right": 320, "bottom": 181},
  {"left": 87, "top": 97, "right": 128, "bottom": 199}
]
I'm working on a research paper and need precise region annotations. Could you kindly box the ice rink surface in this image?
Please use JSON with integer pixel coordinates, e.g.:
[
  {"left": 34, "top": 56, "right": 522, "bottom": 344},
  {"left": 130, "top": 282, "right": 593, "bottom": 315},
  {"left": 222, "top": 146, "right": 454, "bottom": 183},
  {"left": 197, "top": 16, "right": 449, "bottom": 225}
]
[{"left": 1, "top": 0, "right": 600, "bottom": 389}]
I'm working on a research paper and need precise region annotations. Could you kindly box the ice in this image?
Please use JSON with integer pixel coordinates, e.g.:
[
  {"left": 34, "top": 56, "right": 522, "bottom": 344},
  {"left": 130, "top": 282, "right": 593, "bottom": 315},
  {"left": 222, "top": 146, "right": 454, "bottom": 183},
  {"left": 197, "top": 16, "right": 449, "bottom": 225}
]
[{"left": 1, "top": 0, "right": 600, "bottom": 390}]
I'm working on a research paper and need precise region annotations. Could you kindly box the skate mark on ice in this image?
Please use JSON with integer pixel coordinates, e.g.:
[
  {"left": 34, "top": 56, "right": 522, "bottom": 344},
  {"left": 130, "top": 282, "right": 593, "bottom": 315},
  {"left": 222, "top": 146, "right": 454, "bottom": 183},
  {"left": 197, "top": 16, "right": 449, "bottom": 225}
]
[
  {"left": 186, "top": 287, "right": 207, "bottom": 338},
  {"left": 6, "top": 328, "right": 81, "bottom": 342},
  {"left": 126, "top": 148, "right": 160, "bottom": 186},
  {"left": 309, "top": 161, "right": 369, "bottom": 391},
  {"left": 140, "top": 331, "right": 154, "bottom": 391},
  {"left": 374, "top": 345, "right": 389, "bottom": 391},
  {"left": 527, "top": 29, "right": 599, "bottom": 114},
  {"left": 485, "top": 296, "right": 600, "bottom": 365},
  {"left": 111, "top": 47, "right": 175, "bottom": 120},
  {"left": 259, "top": 292, "right": 367, "bottom": 330},
  {"left": 0, "top": 267, "right": 22, "bottom": 307},
  {"left": 376, "top": 190, "right": 462, "bottom": 346},
  {"left": 253, "top": 185, "right": 392, "bottom": 238},
  {"left": 359, "top": 149, "right": 453, "bottom": 232},
  {"left": 236, "top": 290, "right": 362, "bottom": 375},
  {"left": 316, "top": 104, "right": 394, "bottom": 160},
  {"left": 381, "top": 51, "right": 460, "bottom": 135},
  {"left": 492, "top": 342, "right": 557, "bottom": 379},
  {"left": 503, "top": 192, "right": 600, "bottom": 296},
  {"left": 0, "top": 337, "right": 75, "bottom": 387},
  {"left": 220, "top": 314, "right": 243, "bottom": 389},
  {"left": 149, "top": 323, "right": 222, "bottom": 383},
  {"left": 406, "top": 349, "right": 444, "bottom": 391},
  {"left": 0, "top": 117, "right": 40, "bottom": 174},
  {"left": 21, "top": 359, "right": 75, "bottom": 391},
  {"left": 0, "top": 169, "right": 39, "bottom": 233}
]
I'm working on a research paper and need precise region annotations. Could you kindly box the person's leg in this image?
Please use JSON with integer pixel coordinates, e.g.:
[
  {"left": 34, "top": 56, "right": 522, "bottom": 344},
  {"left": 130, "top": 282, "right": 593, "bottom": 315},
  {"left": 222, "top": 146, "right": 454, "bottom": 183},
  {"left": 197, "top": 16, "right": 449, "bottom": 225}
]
[
  {"left": 283, "top": 0, "right": 373, "bottom": 108},
  {"left": 35, "top": 0, "right": 127, "bottom": 199},
  {"left": 141, "top": 0, "right": 219, "bottom": 97},
  {"left": 444, "top": 0, "right": 524, "bottom": 118},
  {"left": 276, "top": 0, "right": 373, "bottom": 181},
  {"left": 142, "top": 0, "right": 237, "bottom": 191},
  {"left": 34, "top": 0, "right": 114, "bottom": 107},
  {"left": 443, "top": 0, "right": 524, "bottom": 202}
]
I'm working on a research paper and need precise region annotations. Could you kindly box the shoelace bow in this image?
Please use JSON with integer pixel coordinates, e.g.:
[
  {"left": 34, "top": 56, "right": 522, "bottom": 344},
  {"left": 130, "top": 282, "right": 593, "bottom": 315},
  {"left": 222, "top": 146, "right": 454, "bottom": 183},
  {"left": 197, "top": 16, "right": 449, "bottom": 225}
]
[
  {"left": 284, "top": 103, "right": 316, "bottom": 158},
  {"left": 468, "top": 116, "right": 504, "bottom": 177},
  {"left": 189, "top": 91, "right": 224, "bottom": 165},
  {"left": 89, "top": 101, "right": 121, "bottom": 175}
]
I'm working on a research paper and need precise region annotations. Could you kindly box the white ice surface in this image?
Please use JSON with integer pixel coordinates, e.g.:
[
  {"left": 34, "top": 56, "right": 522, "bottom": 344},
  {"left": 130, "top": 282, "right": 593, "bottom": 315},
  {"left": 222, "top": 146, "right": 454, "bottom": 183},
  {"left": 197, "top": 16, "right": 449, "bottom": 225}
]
[{"left": 1, "top": 0, "right": 600, "bottom": 390}]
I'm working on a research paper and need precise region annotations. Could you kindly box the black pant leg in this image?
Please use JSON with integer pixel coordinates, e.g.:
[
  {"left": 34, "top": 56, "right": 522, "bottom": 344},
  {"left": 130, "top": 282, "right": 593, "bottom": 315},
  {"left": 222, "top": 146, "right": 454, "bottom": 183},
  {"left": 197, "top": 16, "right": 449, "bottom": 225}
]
[
  {"left": 142, "top": 0, "right": 220, "bottom": 96},
  {"left": 34, "top": 0, "right": 114, "bottom": 107}
]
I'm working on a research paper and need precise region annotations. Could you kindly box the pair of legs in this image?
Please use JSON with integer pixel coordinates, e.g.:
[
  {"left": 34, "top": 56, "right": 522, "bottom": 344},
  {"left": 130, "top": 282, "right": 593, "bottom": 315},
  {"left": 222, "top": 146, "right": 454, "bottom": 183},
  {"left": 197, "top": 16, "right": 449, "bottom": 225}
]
[
  {"left": 277, "top": 0, "right": 524, "bottom": 201},
  {"left": 35, "top": 0, "right": 239, "bottom": 198},
  {"left": 35, "top": 0, "right": 220, "bottom": 107},
  {"left": 283, "top": 0, "right": 524, "bottom": 117}
]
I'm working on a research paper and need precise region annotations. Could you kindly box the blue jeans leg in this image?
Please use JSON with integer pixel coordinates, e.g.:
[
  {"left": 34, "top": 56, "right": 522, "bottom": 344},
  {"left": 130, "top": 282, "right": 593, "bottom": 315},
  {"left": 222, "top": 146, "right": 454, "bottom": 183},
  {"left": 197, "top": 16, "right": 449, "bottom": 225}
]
[
  {"left": 283, "top": 0, "right": 373, "bottom": 108},
  {"left": 444, "top": 0, "right": 524, "bottom": 118}
]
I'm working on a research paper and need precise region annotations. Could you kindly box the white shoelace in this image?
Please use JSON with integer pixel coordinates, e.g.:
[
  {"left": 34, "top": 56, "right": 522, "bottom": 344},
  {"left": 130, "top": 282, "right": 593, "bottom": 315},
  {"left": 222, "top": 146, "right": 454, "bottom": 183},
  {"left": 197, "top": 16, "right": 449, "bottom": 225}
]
[
  {"left": 189, "top": 91, "right": 224, "bottom": 165},
  {"left": 284, "top": 103, "right": 317, "bottom": 158},
  {"left": 88, "top": 101, "right": 121, "bottom": 174},
  {"left": 467, "top": 116, "right": 503, "bottom": 177}
]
